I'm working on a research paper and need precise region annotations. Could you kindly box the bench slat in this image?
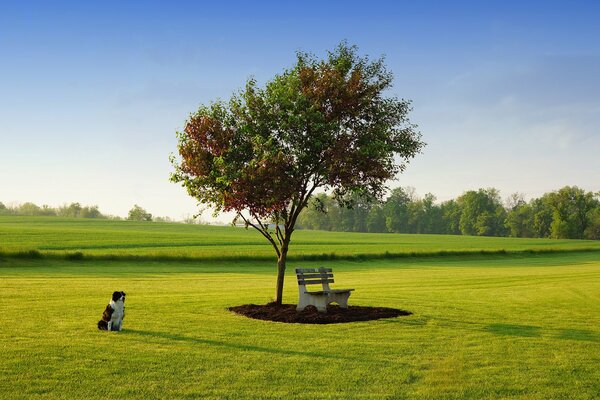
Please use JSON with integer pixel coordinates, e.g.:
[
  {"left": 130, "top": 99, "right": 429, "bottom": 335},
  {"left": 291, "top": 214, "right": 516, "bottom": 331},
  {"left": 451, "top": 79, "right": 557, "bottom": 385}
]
[
  {"left": 295, "top": 268, "right": 332, "bottom": 273},
  {"left": 298, "top": 279, "right": 334, "bottom": 285},
  {"left": 296, "top": 273, "right": 333, "bottom": 279},
  {"left": 305, "top": 289, "right": 354, "bottom": 295}
]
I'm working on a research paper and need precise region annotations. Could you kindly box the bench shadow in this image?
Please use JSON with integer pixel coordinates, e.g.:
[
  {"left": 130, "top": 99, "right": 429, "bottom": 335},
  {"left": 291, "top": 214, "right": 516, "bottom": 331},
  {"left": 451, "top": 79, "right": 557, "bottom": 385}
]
[
  {"left": 124, "top": 328, "right": 351, "bottom": 361},
  {"left": 556, "top": 329, "right": 600, "bottom": 343},
  {"left": 485, "top": 323, "right": 542, "bottom": 337}
]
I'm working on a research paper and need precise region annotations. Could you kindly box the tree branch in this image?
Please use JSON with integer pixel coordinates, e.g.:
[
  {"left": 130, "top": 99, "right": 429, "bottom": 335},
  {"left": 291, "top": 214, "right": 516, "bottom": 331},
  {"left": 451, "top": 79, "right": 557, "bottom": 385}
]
[
  {"left": 275, "top": 224, "right": 284, "bottom": 247},
  {"left": 285, "top": 182, "right": 320, "bottom": 235},
  {"left": 238, "top": 213, "right": 281, "bottom": 258}
]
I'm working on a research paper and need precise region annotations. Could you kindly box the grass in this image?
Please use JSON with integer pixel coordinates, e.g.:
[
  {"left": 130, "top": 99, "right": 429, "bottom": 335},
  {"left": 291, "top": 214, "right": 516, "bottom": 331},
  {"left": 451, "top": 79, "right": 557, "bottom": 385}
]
[
  {"left": 1, "top": 216, "right": 600, "bottom": 398},
  {"left": 2, "top": 215, "right": 600, "bottom": 261},
  {"left": 1, "top": 253, "right": 600, "bottom": 399}
]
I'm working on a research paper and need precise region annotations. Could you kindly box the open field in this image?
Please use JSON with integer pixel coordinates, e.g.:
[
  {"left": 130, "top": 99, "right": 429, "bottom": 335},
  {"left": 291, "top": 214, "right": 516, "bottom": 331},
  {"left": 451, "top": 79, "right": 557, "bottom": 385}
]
[
  {"left": 1, "top": 216, "right": 600, "bottom": 399},
  {"left": 1, "top": 253, "right": 600, "bottom": 399},
  {"left": 2, "top": 216, "right": 600, "bottom": 260}
]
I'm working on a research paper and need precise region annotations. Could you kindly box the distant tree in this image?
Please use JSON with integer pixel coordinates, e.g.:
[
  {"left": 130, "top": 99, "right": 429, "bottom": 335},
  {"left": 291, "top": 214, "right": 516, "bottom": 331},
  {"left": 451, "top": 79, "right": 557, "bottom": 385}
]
[
  {"left": 332, "top": 192, "right": 372, "bottom": 232},
  {"left": 506, "top": 202, "right": 534, "bottom": 238},
  {"left": 405, "top": 192, "right": 440, "bottom": 234},
  {"left": 547, "top": 186, "right": 599, "bottom": 239},
  {"left": 505, "top": 192, "right": 526, "bottom": 211},
  {"left": 383, "top": 187, "right": 413, "bottom": 233},
  {"left": 584, "top": 207, "right": 600, "bottom": 240},
  {"left": 39, "top": 205, "right": 57, "bottom": 216},
  {"left": 298, "top": 194, "right": 329, "bottom": 230},
  {"left": 18, "top": 202, "right": 42, "bottom": 216},
  {"left": 80, "top": 205, "right": 103, "bottom": 218},
  {"left": 58, "top": 203, "right": 83, "bottom": 218},
  {"left": 457, "top": 188, "right": 507, "bottom": 236},
  {"left": 420, "top": 193, "right": 444, "bottom": 234},
  {"left": 440, "top": 199, "right": 461, "bottom": 235},
  {"left": 0, "top": 202, "right": 9, "bottom": 215},
  {"left": 366, "top": 204, "right": 386, "bottom": 233},
  {"left": 154, "top": 216, "right": 175, "bottom": 223},
  {"left": 530, "top": 197, "right": 553, "bottom": 238},
  {"left": 171, "top": 42, "right": 424, "bottom": 304},
  {"left": 128, "top": 205, "right": 152, "bottom": 221},
  {"left": 407, "top": 197, "right": 425, "bottom": 234}
]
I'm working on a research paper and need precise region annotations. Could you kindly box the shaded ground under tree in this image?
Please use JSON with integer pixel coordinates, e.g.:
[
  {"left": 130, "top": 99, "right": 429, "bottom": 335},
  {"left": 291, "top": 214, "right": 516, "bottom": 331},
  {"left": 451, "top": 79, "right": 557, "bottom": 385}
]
[{"left": 229, "top": 303, "right": 412, "bottom": 324}]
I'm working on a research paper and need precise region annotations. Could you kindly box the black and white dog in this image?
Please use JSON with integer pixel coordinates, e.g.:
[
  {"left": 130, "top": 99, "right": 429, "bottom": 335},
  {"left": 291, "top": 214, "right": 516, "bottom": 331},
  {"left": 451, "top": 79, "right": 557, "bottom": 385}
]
[{"left": 97, "top": 291, "right": 126, "bottom": 331}]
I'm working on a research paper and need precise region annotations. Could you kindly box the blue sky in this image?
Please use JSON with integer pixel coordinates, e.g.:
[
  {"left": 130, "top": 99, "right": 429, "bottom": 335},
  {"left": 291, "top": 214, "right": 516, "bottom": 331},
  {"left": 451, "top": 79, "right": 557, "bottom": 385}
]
[{"left": 1, "top": 1, "right": 599, "bottom": 220}]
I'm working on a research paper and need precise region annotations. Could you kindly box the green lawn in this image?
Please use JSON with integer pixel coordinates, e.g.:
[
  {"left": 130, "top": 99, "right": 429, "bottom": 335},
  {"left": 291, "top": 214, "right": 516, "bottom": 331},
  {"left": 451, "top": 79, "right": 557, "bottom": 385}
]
[
  {"left": 2, "top": 216, "right": 600, "bottom": 260},
  {"left": 1, "top": 216, "right": 599, "bottom": 398},
  {"left": 1, "top": 251, "right": 599, "bottom": 399}
]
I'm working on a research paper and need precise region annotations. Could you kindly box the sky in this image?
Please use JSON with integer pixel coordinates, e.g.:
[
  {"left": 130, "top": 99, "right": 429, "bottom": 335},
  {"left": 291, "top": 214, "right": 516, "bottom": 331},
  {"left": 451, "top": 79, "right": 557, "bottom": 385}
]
[{"left": 1, "top": 0, "right": 599, "bottom": 221}]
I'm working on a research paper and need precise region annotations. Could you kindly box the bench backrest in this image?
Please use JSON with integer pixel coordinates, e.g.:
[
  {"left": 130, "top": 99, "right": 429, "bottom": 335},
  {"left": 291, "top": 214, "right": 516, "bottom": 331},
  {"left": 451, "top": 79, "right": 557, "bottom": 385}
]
[{"left": 296, "top": 267, "right": 333, "bottom": 291}]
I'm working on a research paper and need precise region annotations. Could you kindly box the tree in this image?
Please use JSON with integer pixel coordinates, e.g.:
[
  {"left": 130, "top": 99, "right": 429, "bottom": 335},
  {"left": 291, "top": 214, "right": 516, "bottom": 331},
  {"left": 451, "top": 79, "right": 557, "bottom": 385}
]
[
  {"left": 505, "top": 202, "right": 534, "bottom": 238},
  {"left": 585, "top": 207, "right": 600, "bottom": 240},
  {"left": 415, "top": 193, "right": 443, "bottom": 234},
  {"left": 530, "top": 196, "right": 553, "bottom": 238},
  {"left": 297, "top": 194, "right": 333, "bottom": 231},
  {"left": 457, "top": 188, "right": 507, "bottom": 236},
  {"left": 383, "top": 187, "right": 413, "bottom": 233},
  {"left": 171, "top": 42, "right": 424, "bottom": 304},
  {"left": 334, "top": 192, "right": 372, "bottom": 232},
  {"left": 58, "top": 202, "right": 83, "bottom": 218},
  {"left": 128, "top": 205, "right": 152, "bottom": 221},
  {"left": 546, "top": 186, "right": 599, "bottom": 239},
  {"left": 18, "top": 202, "right": 42, "bottom": 216},
  {"left": 405, "top": 191, "right": 440, "bottom": 234},
  {"left": 366, "top": 204, "right": 386, "bottom": 232},
  {"left": 440, "top": 199, "right": 461, "bottom": 235},
  {"left": 80, "top": 205, "right": 102, "bottom": 219}
]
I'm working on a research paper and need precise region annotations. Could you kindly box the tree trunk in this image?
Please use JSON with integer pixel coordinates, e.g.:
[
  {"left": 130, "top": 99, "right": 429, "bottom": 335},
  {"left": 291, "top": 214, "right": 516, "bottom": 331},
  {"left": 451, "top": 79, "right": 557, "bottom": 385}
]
[
  {"left": 275, "top": 257, "right": 285, "bottom": 305},
  {"left": 275, "top": 244, "right": 289, "bottom": 305}
]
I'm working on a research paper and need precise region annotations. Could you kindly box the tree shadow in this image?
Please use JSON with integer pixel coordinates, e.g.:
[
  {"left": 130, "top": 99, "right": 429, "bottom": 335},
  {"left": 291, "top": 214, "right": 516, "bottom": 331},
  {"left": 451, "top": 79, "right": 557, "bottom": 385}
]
[
  {"left": 123, "top": 328, "right": 352, "bottom": 361},
  {"left": 556, "top": 329, "right": 600, "bottom": 343},
  {"left": 485, "top": 323, "right": 542, "bottom": 337},
  {"left": 377, "top": 315, "right": 430, "bottom": 326}
]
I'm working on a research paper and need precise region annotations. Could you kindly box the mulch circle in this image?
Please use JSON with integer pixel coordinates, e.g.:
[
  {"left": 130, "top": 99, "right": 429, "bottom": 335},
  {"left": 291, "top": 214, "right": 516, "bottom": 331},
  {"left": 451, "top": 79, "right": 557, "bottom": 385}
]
[{"left": 228, "top": 302, "right": 412, "bottom": 324}]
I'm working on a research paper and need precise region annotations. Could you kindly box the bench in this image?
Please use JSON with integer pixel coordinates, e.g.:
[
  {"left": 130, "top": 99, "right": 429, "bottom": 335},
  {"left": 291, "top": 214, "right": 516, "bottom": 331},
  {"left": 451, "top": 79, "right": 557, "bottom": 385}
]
[{"left": 296, "top": 267, "right": 354, "bottom": 312}]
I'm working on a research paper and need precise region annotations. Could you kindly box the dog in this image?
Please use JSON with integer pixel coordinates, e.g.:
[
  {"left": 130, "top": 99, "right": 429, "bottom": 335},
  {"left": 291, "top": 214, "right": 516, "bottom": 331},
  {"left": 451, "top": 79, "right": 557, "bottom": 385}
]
[{"left": 97, "top": 291, "right": 126, "bottom": 331}]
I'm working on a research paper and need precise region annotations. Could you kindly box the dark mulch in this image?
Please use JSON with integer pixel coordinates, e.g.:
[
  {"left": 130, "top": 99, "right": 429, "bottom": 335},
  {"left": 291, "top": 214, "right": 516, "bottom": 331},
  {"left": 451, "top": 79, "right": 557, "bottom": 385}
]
[{"left": 228, "top": 302, "right": 412, "bottom": 324}]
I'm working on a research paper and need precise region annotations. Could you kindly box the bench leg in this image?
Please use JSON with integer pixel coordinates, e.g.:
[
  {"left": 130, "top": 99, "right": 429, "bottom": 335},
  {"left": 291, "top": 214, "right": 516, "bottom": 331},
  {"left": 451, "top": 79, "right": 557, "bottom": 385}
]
[
  {"left": 328, "top": 293, "right": 351, "bottom": 309},
  {"left": 315, "top": 299, "right": 327, "bottom": 313},
  {"left": 297, "top": 295, "right": 309, "bottom": 311},
  {"left": 338, "top": 293, "right": 351, "bottom": 309},
  {"left": 297, "top": 294, "right": 328, "bottom": 313}
]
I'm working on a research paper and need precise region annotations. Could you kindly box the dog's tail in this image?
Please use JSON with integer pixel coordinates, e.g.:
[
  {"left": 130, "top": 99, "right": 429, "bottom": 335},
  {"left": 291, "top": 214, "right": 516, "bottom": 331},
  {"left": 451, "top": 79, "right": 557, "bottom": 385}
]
[{"left": 97, "top": 320, "right": 108, "bottom": 330}]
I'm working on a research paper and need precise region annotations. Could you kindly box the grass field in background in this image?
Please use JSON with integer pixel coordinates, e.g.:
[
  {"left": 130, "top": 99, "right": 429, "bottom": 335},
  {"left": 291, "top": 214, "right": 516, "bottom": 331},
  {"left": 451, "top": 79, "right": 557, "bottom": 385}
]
[
  {"left": 2, "top": 215, "right": 600, "bottom": 260},
  {"left": 1, "top": 253, "right": 599, "bottom": 399}
]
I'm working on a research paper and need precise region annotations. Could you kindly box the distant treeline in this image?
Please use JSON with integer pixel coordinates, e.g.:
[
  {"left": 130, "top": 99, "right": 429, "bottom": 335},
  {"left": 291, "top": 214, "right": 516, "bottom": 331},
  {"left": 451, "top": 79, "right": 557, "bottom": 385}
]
[
  {"left": 297, "top": 186, "right": 600, "bottom": 240},
  {"left": 0, "top": 202, "right": 196, "bottom": 223},
  {"left": 4, "top": 186, "right": 599, "bottom": 239},
  {"left": 0, "top": 201, "right": 107, "bottom": 219}
]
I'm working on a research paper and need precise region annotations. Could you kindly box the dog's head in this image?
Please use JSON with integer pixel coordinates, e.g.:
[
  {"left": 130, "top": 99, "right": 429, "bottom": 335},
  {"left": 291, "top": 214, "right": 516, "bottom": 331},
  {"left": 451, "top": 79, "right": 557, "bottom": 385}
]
[{"left": 112, "top": 291, "right": 126, "bottom": 303}]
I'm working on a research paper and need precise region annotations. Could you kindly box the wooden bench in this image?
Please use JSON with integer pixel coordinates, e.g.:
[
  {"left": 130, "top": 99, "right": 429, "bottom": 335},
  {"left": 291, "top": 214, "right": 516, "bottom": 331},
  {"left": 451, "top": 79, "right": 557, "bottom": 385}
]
[{"left": 296, "top": 267, "right": 354, "bottom": 312}]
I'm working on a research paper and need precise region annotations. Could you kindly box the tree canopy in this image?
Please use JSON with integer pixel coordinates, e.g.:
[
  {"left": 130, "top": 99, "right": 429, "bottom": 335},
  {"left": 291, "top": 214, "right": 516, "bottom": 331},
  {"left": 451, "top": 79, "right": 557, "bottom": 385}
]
[
  {"left": 171, "top": 42, "right": 424, "bottom": 303},
  {"left": 127, "top": 205, "right": 152, "bottom": 222}
]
